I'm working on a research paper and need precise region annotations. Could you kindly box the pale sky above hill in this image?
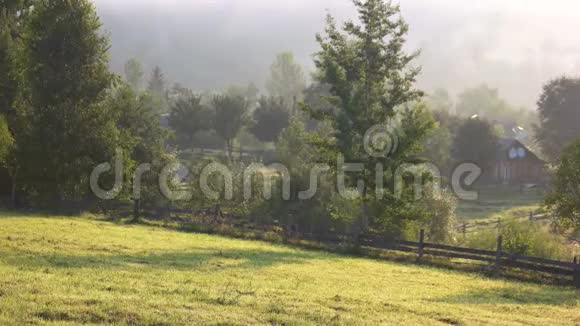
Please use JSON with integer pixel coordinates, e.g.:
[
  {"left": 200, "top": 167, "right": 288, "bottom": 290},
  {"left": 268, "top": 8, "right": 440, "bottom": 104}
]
[{"left": 94, "top": 0, "right": 580, "bottom": 108}]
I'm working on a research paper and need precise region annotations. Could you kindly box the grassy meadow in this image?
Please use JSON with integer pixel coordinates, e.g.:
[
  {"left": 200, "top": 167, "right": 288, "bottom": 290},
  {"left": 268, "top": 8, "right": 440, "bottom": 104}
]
[
  {"left": 456, "top": 186, "right": 544, "bottom": 222},
  {"left": 0, "top": 212, "right": 578, "bottom": 325}
]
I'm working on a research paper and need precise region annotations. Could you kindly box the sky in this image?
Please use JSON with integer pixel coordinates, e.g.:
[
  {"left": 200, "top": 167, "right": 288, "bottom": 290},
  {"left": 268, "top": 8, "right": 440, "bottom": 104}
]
[{"left": 93, "top": 0, "right": 580, "bottom": 109}]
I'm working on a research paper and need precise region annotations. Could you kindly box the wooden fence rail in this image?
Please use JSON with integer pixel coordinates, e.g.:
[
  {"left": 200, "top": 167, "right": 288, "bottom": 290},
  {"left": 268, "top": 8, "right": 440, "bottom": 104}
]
[
  {"left": 453, "top": 210, "right": 555, "bottom": 237},
  {"left": 358, "top": 232, "right": 580, "bottom": 288}
]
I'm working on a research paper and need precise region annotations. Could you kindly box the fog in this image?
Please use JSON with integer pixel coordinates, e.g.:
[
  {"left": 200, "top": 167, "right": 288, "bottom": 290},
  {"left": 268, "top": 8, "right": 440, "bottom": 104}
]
[{"left": 94, "top": 0, "right": 580, "bottom": 109}]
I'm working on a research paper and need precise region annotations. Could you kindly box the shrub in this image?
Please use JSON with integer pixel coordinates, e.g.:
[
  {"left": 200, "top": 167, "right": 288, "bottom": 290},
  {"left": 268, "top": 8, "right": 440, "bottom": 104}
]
[
  {"left": 465, "top": 220, "right": 572, "bottom": 260},
  {"left": 372, "top": 186, "right": 458, "bottom": 243},
  {"left": 545, "top": 135, "right": 580, "bottom": 229},
  {"left": 422, "top": 188, "right": 458, "bottom": 244}
]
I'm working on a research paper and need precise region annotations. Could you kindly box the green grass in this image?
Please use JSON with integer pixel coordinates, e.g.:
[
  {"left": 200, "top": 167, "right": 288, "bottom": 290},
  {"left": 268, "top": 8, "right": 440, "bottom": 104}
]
[
  {"left": 0, "top": 213, "right": 578, "bottom": 325},
  {"left": 457, "top": 186, "right": 544, "bottom": 222}
]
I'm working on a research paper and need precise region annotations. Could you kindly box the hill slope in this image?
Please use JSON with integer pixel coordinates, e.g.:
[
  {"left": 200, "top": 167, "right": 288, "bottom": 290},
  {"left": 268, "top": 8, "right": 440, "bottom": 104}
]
[{"left": 0, "top": 213, "right": 578, "bottom": 325}]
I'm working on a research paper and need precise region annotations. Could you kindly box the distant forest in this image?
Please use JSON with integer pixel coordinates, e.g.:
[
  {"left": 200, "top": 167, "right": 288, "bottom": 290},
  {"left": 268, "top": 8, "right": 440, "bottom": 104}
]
[{"left": 95, "top": 0, "right": 580, "bottom": 109}]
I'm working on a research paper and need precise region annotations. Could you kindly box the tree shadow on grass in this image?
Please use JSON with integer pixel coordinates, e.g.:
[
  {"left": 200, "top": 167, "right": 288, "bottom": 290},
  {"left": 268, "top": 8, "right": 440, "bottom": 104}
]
[
  {"left": 435, "top": 287, "right": 579, "bottom": 306},
  {"left": 1, "top": 247, "right": 328, "bottom": 272}
]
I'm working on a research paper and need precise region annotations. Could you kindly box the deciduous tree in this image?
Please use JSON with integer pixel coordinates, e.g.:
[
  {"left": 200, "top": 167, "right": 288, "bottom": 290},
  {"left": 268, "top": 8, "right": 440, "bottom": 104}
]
[
  {"left": 16, "top": 0, "right": 119, "bottom": 204},
  {"left": 535, "top": 77, "right": 580, "bottom": 162},
  {"left": 105, "top": 83, "right": 171, "bottom": 206},
  {"left": 305, "top": 0, "right": 433, "bottom": 238},
  {"left": 456, "top": 85, "right": 511, "bottom": 119},
  {"left": 168, "top": 94, "right": 213, "bottom": 151},
  {"left": 0, "top": 115, "right": 13, "bottom": 166},
  {"left": 452, "top": 117, "right": 498, "bottom": 170},
  {"left": 212, "top": 94, "right": 249, "bottom": 162},
  {"left": 266, "top": 52, "right": 305, "bottom": 113},
  {"left": 124, "top": 58, "right": 144, "bottom": 90},
  {"left": 545, "top": 136, "right": 580, "bottom": 229},
  {"left": 249, "top": 96, "right": 290, "bottom": 143}
]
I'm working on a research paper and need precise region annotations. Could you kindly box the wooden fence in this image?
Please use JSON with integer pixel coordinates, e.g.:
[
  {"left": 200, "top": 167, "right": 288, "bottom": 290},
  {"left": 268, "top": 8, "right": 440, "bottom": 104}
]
[
  {"left": 361, "top": 231, "right": 580, "bottom": 288},
  {"left": 454, "top": 210, "right": 555, "bottom": 237}
]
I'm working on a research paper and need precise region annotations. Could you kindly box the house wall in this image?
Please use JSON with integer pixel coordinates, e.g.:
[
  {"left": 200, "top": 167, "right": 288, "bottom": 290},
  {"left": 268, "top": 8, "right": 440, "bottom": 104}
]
[{"left": 493, "top": 159, "right": 544, "bottom": 185}]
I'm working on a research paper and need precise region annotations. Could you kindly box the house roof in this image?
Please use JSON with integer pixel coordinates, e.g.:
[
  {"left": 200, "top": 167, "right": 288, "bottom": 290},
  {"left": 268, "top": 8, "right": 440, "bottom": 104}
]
[
  {"left": 496, "top": 138, "right": 544, "bottom": 164},
  {"left": 492, "top": 119, "right": 529, "bottom": 140}
]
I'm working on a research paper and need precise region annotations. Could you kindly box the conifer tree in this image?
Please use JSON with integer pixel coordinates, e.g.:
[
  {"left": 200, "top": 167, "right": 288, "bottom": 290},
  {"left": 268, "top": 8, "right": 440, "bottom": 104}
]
[{"left": 147, "top": 66, "right": 168, "bottom": 113}]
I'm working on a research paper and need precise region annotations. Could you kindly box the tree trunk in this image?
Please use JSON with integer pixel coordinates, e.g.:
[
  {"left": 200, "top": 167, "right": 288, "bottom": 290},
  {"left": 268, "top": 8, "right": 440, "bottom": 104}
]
[
  {"left": 361, "top": 202, "right": 370, "bottom": 232},
  {"left": 354, "top": 201, "right": 370, "bottom": 245},
  {"left": 239, "top": 143, "right": 244, "bottom": 162},
  {"left": 227, "top": 140, "right": 234, "bottom": 163},
  {"left": 131, "top": 199, "right": 140, "bottom": 224},
  {"left": 225, "top": 140, "right": 231, "bottom": 163},
  {"left": 10, "top": 172, "right": 17, "bottom": 209}
]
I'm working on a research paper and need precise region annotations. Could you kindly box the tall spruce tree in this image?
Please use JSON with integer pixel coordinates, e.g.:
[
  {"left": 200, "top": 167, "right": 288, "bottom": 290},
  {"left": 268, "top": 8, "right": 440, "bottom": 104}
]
[
  {"left": 148, "top": 66, "right": 165, "bottom": 97},
  {"left": 147, "top": 66, "right": 168, "bottom": 113},
  {"left": 305, "top": 0, "right": 433, "bottom": 237},
  {"left": 16, "top": 0, "right": 119, "bottom": 204}
]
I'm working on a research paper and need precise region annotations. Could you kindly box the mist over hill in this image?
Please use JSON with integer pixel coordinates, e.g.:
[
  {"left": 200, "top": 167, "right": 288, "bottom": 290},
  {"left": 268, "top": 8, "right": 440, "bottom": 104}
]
[{"left": 95, "top": 0, "right": 580, "bottom": 109}]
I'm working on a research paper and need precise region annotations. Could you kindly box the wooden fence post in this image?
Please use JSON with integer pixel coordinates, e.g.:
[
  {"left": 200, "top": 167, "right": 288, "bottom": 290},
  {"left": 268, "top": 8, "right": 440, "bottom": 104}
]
[
  {"left": 529, "top": 212, "right": 533, "bottom": 221},
  {"left": 574, "top": 269, "right": 580, "bottom": 289},
  {"left": 552, "top": 213, "right": 558, "bottom": 232},
  {"left": 133, "top": 198, "right": 140, "bottom": 222},
  {"left": 418, "top": 229, "right": 425, "bottom": 262},
  {"left": 495, "top": 235, "right": 503, "bottom": 271},
  {"left": 213, "top": 204, "right": 222, "bottom": 224},
  {"left": 574, "top": 256, "right": 580, "bottom": 288},
  {"left": 353, "top": 223, "right": 361, "bottom": 247},
  {"left": 462, "top": 223, "right": 467, "bottom": 239},
  {"left": 165, "top": 202, "right": 171, "bottom": 225}
]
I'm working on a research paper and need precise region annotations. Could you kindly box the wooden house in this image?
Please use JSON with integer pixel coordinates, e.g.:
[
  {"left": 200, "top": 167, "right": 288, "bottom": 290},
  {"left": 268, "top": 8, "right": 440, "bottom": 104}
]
[{"left": 491, "top": 138, "right": 546, "bottom": 185}]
